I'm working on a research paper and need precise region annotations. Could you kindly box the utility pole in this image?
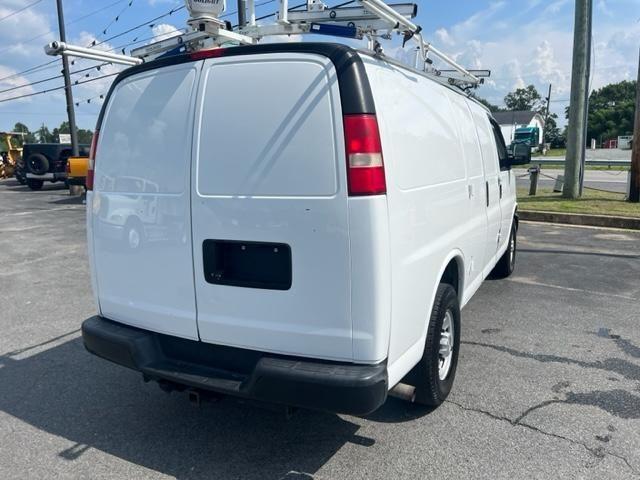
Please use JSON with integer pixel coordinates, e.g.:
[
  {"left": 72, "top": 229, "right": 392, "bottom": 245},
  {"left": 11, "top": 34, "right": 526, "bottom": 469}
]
[
  {"left": 629, "top": 48, "right": 640, "bottom": 203},
  {"left": 563, "top": 0, "right": 591, "bottom": 199},
  {"left": 578, "top": 0, "right": 593, "bottom": 196},
  {"left": 55, "top": 0, "right": 79, "bottom": 156},
  {"left": 541, "top": 83, "right": 552, "bottom": 153}
]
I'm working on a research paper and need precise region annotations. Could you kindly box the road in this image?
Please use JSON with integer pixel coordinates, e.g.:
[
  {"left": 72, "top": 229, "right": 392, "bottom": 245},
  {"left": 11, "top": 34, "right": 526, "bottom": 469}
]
[
  {"left": 514, "top": 168, "right": 630, "bottom": 194},
  {"left": 1, "top": 179, "right": 640, "bottom": 479}
]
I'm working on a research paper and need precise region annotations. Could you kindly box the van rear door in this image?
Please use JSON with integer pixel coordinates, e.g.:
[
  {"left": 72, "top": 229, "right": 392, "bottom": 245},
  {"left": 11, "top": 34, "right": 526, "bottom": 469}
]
[
  {"left": 191, "top": 53, "right": 353, "bottom": 361},
  {"left": 91, "top": 63, "right": 200, "bottom": 339}
]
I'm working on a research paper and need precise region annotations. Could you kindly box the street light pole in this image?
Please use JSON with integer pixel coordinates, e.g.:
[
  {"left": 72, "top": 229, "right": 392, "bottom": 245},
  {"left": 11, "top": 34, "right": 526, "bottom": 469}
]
[{"left": 55, "top": 0, "right": 79, "bottom": 156}]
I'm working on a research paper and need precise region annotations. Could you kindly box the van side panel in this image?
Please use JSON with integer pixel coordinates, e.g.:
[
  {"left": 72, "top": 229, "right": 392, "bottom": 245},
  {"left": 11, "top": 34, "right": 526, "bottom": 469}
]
[
  {"left": 191, "top": 54, "right": 354, "bottom": 361},
  {"left": 362, "top": 58, "right": 478, "bottom": 375},
  {"left": 91, "top": 64, "right": 200, "bottom": 340},
  {"left": 447, "top": 92, "right": 489, "bottom": 304},
  {"left": 468, "top": 103, "right": 503, "bottom": 273}
]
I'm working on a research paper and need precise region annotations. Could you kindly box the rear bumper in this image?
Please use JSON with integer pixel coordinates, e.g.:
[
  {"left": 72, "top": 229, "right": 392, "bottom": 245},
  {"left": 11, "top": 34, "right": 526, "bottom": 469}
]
[
  {"left": 82, "top": 316, "right": 388, "bottom": 415},
  {"left": 26, "top": 172, "right": 67, "bottom": 180},
  {"left": 67, "top": 176, "right": 86, "bottom": 186}
]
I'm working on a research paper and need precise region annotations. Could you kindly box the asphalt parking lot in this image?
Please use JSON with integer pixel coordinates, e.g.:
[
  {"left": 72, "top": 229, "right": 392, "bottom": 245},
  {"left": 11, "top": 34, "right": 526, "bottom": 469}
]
[{"left": 1, "top": 178, "right": 640, "bottom": 479}]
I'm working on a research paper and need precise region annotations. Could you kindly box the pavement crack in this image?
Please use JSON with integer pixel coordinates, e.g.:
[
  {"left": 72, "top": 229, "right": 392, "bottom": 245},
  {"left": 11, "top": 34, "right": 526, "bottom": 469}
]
[
  {"left": 513, "top": 399, "right": 560, "bottom": 424},
  {"left": 445, "top": 399, "right": 640, "bottom": 476}
]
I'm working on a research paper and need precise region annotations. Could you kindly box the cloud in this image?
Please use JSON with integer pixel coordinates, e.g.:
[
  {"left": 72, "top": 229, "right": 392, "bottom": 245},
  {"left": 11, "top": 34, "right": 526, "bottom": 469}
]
[
  {"left": 0, "top": 4, "right": 51, "bottom": 43},
  {"left": 528, "top": 40, "right": 568, "bottom": 91},
  {"left": 418, "top": 0, "right": 637, "bottom": 123},
  {"left": 435, "top": 28, "right": 454, "bottom": 47},
  {"left": 149, "top": 23, "right": 183, "bottom": 43},
  {"left": 596, "top": 0, "right": 613, "bottom": 17},
  {"left": 0, "top": 2, "right": 56, "bottom": 58},
  {"left": 0, "top": 65, "right": 35, "bottom": 102}
]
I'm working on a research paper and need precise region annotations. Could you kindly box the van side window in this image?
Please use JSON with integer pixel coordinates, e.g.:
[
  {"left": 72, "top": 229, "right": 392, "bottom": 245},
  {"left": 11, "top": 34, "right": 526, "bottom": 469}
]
[{"left": 489, "top": 119, "right": 509, "bottom": 170}]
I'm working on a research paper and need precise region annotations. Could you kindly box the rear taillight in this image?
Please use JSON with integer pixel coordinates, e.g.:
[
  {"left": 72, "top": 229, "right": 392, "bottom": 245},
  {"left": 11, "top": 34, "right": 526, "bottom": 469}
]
[
  {"left": 343, "top": 114, "right": 386, "bottom": 196},
  {"left": 87, "top": 131, "right": 98, "bottom": 190},
  {"left": 66, "top": 160, "right": 71, "bottom": 174}
]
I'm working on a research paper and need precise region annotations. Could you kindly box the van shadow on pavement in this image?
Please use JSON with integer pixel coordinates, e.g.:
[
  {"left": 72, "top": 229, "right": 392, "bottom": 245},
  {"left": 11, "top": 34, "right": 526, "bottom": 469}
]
[{"left": 0, "top": 334, "right": 391, "bottom": 479}]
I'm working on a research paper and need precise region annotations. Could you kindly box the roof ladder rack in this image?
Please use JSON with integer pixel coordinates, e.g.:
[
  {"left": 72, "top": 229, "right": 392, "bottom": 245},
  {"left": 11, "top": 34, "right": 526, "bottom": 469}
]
[{"left": 43, "top": 0, "right": 484, "bottom": 87}]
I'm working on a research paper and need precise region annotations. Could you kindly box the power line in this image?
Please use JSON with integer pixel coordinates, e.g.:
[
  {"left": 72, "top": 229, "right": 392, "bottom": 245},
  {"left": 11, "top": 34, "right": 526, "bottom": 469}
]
[
  {"left": 105, "top": 0, "right": 270, "bottom": 54},
  {"left": 0, "top": 59, "right": 59, "bottom": 84},
  {"left": 88, "top": 0, "right": 136, "bottom": 47},
  {"left": 0, "top": 0, "right": 285, "bottom": 84},
  {"left": 0, "top": 3, "right": 183, "bottom": 85},
  {"left": 0, "top": 63, "right": 111, "bottom": 96},
  {"left": 91, "top": 4, "right": 186, "bottom": 49},
  {"left": 74, "top": 93, "right": 106, "bottom": 106},
  {"left": 0, "top": 0, "right": 44, "bottom": 24},
  {"left": 0, "top": 0, "right": 128, "bottom": 56},
  {"left": 0, "top": 73, "right": 119, "bottom": 104},
  {"left": 0, "top": 0, "right": 351, "bottom": 106}
]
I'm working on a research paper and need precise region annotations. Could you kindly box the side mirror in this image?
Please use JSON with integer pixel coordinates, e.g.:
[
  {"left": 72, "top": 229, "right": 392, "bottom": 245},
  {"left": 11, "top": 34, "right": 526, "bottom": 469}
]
[{"left": 509, "top": 142, "right": 531, "bottom": 166}]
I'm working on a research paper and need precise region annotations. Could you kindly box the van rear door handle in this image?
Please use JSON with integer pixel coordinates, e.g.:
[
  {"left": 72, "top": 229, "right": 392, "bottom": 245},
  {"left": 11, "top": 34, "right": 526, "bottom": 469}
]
[{"left": 485, "top": 181, "right": 489, "bottom": 206}]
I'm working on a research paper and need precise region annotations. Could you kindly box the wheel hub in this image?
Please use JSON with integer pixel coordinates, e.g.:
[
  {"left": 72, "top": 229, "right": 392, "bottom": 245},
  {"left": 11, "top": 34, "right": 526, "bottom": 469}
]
[{"left": 128, "top": 228, "right": 140, "bottom": 249}]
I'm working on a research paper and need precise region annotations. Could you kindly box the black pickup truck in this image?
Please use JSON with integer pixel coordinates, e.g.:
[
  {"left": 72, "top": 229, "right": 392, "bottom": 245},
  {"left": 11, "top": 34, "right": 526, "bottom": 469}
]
[{"left": 20, "top": 143, "right": 89, "bottom": 190}]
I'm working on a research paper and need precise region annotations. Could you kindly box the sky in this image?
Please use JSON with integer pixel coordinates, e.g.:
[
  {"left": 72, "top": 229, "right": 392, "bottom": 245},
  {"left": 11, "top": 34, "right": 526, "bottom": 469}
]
[{"left": 0, "top": 0, "right": 638, "bottom": 133}]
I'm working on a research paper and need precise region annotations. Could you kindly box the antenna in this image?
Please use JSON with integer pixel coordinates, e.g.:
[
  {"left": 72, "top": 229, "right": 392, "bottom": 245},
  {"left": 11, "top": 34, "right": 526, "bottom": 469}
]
[{"left": 43, "top": 0, "right": 484, "bottom": 87}]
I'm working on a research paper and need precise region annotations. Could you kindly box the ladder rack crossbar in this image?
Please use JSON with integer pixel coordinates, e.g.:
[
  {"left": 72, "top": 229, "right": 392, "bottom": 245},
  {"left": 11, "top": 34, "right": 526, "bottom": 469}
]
[
  {"left": 43, "top": 0, "right": 484, "bottom": 87},
  {"left": 356, "top": 0, "right": 478, "bottom": 84}
]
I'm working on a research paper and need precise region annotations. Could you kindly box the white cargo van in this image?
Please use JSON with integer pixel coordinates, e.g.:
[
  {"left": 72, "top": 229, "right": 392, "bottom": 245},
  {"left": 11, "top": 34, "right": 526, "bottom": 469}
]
[{"left": 82, "top": 43, "right": 529, "bottom": 415}]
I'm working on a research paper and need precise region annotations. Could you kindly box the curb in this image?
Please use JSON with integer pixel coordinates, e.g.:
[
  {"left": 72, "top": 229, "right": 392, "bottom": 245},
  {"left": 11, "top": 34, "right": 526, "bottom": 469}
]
[{"left": 519, "top": 210, "right": 640, "bottom": 230}]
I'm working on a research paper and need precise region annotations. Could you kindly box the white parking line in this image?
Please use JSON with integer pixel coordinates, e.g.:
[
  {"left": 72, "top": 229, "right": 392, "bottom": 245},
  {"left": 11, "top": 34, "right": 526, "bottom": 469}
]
[{"left": 507, "top": 276, "right": 638, "bottom": 301}]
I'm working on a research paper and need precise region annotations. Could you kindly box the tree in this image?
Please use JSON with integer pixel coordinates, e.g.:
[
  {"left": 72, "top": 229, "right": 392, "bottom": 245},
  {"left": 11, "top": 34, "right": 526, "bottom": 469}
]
[
  {"left": 586, "top": 80, "right": 636, "bottom": 145},
  {"left": 36, "top": 123, "right": 55, "bottom": 143},
  {"left": 77, "top": 128, "right": 93, "bottom": 144},
  {"left": 470, "top": 93, "right": 505, "bottom": 113},
  {"left": 12, "top": 122, "right": 36, "bottom": 145},
  {"left": 544, "top": 113, "right": 565, "bottom": 148},
  {"left": 504, "top": 84, "right": 544, "bottom": 112},
  {"left": 51, "top": 120, "right": 93, "bottom": 144}
]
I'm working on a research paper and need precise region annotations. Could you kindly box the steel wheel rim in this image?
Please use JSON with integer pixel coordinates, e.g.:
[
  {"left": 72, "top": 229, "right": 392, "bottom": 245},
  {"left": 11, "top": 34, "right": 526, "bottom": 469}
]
[
  {"left": 128, "top": 228, "right": 140, "bottom": 249},
  {"left": 439, "top": 310, "right": 455, "bottom": 380},
  {"left": 509, "top": 231, "right": 516, "bottom": 266}
]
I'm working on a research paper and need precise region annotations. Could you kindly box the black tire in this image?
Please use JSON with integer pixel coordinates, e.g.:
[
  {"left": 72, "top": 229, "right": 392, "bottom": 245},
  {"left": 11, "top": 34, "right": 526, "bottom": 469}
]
[
  {"left": 27, "top": 179, "right": 44, "bottom": 190},
  {"left": 26, "top": 153, "right": 49, "bottom": 175},
  {"left": 15, "top": 165, "right": 27, "bottom": 185},
  {"left": 491, "top": 221, "right": 517, "bottom": 279},
  {"left": 412, "top": 283, "right": 461, "bottom": 407}
]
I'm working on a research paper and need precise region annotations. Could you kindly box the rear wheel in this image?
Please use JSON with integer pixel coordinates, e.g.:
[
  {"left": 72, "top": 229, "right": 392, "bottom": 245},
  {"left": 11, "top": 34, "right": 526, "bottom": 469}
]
[
  {"left": 411, "top": 283, "right": 461, "bottom": 407},
  {"left": 492, "top": 221, "right": 517, "bottom": 279},
  {"left": 15, "top": 169, "right": 26, "bottom": 185},
  {"left": 123, "top": 219, "right": 144, "bottom": 250},
  {"left": 27, "top": 179, "right": 43, "bottom": 190}
]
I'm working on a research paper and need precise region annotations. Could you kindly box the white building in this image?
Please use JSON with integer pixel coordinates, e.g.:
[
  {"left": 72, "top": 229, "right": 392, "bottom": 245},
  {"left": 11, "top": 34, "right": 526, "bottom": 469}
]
[{"left": 493, "top": 111, "right": 545, "bottom": 145}]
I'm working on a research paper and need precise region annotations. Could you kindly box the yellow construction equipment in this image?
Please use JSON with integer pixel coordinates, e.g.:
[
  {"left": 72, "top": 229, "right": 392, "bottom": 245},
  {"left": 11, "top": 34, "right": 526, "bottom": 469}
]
[{"left": 0, "top": 132, "right": 26, "bottom": 180}]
